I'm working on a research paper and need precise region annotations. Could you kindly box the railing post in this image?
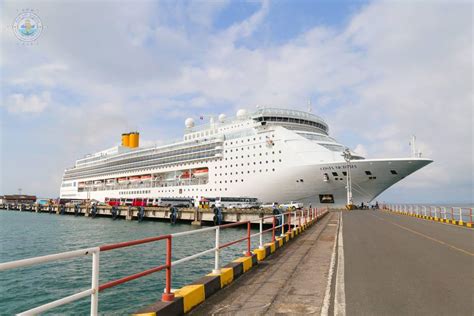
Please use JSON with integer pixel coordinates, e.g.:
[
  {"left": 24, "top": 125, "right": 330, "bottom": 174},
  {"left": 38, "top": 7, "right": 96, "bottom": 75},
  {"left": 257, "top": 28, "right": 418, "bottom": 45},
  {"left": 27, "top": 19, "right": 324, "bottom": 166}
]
[
  {"left": 162, "top": 236, "right": 174, "bottom": 302},
  {"left": 470, "top": 208, "right": 473, "bottom": 224},
  {"left": 213, "top": 227, "right": 220, "bottom": 273},
  {"left": 293, "top": 211, "right": 297, "bottom": 230},
  {"left": 90, "top": 251, "right": 99, "bottom": 316},
  {"left": 246, "top": 222, "right": 252, "bottom": 257},
  {"left": 459, "top": 208, "right": 463, "bottom": 222},
  {"left": 259, "top": 217, "right": 264, "bottom": 250},
  {"left": 288, "top": 211, "right": 291, "bottom": 232},
  {"left": 272, "top": 216, "right": 276, "bottom": 242},
  {"left": 451, "top": 207, "right": 454, "bottom": 221},
  {"left": 280, "top": 213, "right": 285, "bottom": 237},
  {"left": 299, "top": 210, "right": 302, "bottom": 228}
]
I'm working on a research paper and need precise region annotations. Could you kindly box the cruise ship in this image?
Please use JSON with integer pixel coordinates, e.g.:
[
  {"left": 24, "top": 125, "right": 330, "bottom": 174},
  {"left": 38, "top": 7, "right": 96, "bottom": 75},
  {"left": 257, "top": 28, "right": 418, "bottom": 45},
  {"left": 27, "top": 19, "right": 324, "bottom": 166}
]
[{"left": 59, "top": 108, "right": 432, "bottom": 207}]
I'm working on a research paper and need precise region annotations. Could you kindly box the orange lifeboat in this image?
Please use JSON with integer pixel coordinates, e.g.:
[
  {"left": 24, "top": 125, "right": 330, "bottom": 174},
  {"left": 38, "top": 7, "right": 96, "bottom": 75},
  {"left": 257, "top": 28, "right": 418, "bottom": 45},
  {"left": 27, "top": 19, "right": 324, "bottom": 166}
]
[
  {"left": 193, "top": 168, "right": 209, "bottom": 178},
  {"left": 129, "top": 176, "right": 141, "bottom": 182},
  {"left": 118, "top": 177, "right": 128, "bottom": 183},
  {"left": 141, "top": 174, "right": 152, "bottom": 181},
  {"left": 180, "top": 171, "right": 191, "bottom": 179}
]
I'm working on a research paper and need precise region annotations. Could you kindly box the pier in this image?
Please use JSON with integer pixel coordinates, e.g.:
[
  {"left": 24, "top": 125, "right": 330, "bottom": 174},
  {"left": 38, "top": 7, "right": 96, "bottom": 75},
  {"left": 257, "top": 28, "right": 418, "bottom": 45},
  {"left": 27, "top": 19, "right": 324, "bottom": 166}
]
[
  {"left": 0, "top": 202, "right": 276, "bottom": 225},
  {"left": 0, "top": 207, "right": 472, "bottom": 315}
]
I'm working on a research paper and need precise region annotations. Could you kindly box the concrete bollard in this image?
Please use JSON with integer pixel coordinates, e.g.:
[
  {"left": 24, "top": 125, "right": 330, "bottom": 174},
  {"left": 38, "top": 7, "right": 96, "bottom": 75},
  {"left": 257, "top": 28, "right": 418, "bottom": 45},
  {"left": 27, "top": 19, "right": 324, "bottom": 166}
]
[{"left": 192, "top": 207, "right": 202, "bottom": 226}]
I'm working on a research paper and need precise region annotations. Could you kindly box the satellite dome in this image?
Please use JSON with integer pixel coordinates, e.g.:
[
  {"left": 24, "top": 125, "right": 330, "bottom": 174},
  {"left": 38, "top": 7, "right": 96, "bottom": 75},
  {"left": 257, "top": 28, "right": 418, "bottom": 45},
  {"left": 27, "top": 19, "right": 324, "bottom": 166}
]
[
  {"left": 236, "top": 109, "right": 248, "bottom": 120},
  {"left": 218, "top": 113, "right": 226, "bottom": 123},
  {"left": 185, "top": 118, "right": 195, "bottom": 128}
]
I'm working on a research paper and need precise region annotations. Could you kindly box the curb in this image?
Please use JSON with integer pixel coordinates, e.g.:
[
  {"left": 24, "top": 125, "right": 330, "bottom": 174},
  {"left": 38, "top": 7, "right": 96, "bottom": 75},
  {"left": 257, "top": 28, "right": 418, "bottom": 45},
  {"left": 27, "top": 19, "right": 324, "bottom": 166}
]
[
  {"left": 134, "top": 211, "right": 329, "bottom": 315},
  {"left": 381, "top": 209, "right": 473, "bottom": 228}
]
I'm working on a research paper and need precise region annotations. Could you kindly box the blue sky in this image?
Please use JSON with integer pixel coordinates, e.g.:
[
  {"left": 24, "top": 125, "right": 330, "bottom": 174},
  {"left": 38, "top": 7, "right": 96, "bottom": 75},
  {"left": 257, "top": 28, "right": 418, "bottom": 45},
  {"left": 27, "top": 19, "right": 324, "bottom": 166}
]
[{"left": 0, "top": 0, "right": 472, "bottom": 203}]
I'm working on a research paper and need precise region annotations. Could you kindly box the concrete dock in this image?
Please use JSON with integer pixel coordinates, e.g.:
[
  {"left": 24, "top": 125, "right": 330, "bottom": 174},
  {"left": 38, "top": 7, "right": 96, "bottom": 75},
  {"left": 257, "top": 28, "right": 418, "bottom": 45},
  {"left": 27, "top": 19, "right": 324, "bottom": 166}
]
[
  {"left": 0, "top": 203, "right": 275, "bottom": 225},
  {"left": 186, "top": 210, "right": 473, "bottom": 315},
  {"left": 343, "top": 210, "right": 473, "bottom": 316},
  {"left": 188, "top": 212, "right": 339, "bottom": 315}
]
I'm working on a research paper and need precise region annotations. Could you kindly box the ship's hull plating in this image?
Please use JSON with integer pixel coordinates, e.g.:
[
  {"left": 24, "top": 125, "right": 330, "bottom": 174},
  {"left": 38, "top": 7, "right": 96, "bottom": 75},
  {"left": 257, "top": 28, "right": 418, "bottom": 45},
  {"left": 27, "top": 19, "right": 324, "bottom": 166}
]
[{"left": 61, "top": 158, "right": 432, "bottom": 207}]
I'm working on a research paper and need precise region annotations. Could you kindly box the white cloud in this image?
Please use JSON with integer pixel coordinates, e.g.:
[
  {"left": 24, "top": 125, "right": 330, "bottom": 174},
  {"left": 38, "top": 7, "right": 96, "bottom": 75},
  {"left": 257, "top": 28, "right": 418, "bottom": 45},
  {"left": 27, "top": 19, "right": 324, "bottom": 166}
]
[
  {"left": 5, "top": 92, "right": 51, "bottom": 113},
  {"left": 0, "top": 1, "right": 472, "bottom": 202}
]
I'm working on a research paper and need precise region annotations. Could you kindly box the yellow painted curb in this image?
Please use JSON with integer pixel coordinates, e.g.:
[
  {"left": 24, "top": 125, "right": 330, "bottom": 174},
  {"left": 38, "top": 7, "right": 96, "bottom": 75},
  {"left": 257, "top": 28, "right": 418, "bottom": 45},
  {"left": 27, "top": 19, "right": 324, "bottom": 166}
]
[
  {"left": 174, "top": 284, "right": 205, "bottom": 313},
  {"left": 233, "top": 256, "right": 253, "bottom": 272},
  {"left": 265, "top": 242, "right": 276, "bottom": 253},
  {"left": 253, "top": 248, "right": 266, "bottom": 261},
  {"left": 276, "top": 237, "right": 283, "bottom": 247}
]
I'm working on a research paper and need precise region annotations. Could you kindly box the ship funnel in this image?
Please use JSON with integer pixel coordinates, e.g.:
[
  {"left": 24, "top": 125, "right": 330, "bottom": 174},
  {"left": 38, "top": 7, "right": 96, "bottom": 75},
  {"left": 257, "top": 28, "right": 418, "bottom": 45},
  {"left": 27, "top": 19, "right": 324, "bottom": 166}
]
[
  {"left": 121, "top": 133, "right": 130, "bottom": 147},
  {"left": 129, "top": 132, "right": 140, "bottom": 148}
]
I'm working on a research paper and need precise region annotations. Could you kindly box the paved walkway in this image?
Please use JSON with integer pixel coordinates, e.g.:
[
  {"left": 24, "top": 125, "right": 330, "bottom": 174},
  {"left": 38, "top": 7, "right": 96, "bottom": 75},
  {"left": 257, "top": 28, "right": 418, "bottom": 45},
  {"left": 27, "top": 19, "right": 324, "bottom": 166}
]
[
  {"left": 190, "top": 210, "right": 473, "bottom": 316},
  {"left": 190, "top": 212, "right": 339, "bottom": 315},
  {"left": 343, "top": 210, "right": 473, "bottom": 316}
]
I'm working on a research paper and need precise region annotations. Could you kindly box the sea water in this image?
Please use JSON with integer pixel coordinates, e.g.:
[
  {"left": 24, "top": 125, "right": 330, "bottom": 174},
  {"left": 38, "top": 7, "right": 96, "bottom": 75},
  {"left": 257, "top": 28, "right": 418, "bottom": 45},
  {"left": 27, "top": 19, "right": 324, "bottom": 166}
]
[{"left": 0, "top": 211, "right": 266, "bottom": 314}]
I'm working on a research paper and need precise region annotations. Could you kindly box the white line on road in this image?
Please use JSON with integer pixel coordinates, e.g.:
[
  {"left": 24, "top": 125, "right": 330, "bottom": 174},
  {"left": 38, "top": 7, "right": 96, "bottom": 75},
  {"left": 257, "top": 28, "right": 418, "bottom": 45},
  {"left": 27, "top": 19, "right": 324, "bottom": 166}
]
[
  {"left": 321, "top": 212, "right": 340, "bottom": 316},
  {"left": 335, "top": 214, "right": 346, "bottom": 316}
]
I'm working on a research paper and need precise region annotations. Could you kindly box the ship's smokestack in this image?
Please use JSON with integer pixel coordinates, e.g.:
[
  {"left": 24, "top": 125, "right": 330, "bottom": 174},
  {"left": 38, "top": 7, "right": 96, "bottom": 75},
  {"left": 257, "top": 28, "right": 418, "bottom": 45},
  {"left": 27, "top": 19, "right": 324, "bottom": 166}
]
[
  {"left": 129, "top": 132, "right": 139, "bottom": 148},
  {"left": 121, "top": 133, "right": 130, "bottom": 147}
]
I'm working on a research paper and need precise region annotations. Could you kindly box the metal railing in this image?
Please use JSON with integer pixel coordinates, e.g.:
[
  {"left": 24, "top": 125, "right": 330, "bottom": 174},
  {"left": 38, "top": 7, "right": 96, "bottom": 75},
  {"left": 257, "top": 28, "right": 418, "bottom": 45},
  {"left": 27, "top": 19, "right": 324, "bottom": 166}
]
[
  {"left": 382, "top": 204, "right": 473, "bottom": 223},
  {"left": 0, "top": 208, "right": 327, "bottom": 315}
]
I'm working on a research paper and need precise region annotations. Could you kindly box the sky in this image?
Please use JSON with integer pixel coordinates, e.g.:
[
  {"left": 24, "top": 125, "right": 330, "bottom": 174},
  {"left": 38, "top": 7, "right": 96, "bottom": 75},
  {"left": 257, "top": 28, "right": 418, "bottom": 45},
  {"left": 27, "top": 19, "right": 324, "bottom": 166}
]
[{"left": 0, "top": 0, "right": 472, "bottom": 204}]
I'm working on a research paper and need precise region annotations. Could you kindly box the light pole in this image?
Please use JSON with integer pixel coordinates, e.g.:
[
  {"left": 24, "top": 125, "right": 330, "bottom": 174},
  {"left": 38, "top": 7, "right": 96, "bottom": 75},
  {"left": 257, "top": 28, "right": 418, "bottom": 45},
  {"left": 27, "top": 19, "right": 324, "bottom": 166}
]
[{"left": 342, "top": 149, "right": 353, "bottom": 209}]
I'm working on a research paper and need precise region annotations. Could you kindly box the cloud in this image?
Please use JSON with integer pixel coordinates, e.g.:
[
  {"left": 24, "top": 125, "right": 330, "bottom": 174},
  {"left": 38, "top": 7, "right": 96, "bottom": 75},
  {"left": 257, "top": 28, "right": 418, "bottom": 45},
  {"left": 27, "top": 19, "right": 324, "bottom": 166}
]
[
  {"left": 0, "top": 1, "right": 472, "bottom": 203},
  {"left": 4, "top": 91, "right": 51, "bottom": 113}
]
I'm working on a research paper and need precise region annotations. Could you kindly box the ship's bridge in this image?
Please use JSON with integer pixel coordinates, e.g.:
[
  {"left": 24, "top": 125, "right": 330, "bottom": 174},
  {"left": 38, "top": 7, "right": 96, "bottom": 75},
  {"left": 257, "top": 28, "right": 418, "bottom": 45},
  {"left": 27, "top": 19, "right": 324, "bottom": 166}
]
[{"left": 251, "top": 108, "right": 329, "bottom": 135}]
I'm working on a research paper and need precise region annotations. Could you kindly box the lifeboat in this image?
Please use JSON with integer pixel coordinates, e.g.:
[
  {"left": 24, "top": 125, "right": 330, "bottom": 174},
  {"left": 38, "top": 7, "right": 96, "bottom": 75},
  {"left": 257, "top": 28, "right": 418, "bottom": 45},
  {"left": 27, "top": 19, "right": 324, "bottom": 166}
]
[
  {"left": 106, "top": 179, "right": 116, "bottom": 185},
  {"left": 141, "top": 174, "right": 152, "bottom": 181},
  {"left": 193, "top": 168, "right": 209, "bottom": 178},
  {"left": 180, "top": 171, "right": 191, "bottom": 179},
  {"left": 118, "top": 177, "right": 128, "bottom": 183},
  {"left": 93, "top": 180, "right": 103, "bottom": 186},
  {"left": 129, "top": 176, "right": 141, "bottom": 182}
]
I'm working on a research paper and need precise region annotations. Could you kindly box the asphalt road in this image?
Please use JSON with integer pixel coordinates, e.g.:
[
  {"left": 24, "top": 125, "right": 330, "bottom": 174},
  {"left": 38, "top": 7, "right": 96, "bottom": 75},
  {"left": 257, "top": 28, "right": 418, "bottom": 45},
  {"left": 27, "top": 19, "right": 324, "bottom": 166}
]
[{"left": 343, "top": 210, "right": 474, "bottom": 316}]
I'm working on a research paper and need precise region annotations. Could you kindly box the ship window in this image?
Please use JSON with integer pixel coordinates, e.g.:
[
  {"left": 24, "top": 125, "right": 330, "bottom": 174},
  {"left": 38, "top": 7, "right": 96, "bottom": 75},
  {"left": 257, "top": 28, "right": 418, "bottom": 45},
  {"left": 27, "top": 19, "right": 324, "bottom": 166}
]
[
  {"left": 342, "top": 172, "right": 347, "bottom": 176},
  {"left": 332, "top": 172, "right": 338, "bottom": 176},
  {"left": 365, "top": 171, "right": 372, "bottom": 175},
  {"left": 390, "top": 170, "right": 398, "bottom": 175}
]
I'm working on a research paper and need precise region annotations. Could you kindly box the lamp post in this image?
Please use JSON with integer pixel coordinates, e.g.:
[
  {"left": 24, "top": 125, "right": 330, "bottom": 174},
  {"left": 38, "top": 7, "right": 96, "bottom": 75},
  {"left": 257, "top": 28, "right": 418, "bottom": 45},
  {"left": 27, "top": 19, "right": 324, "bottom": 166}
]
[{"left": 342, "top": 149, "right": 353, "bottom": 209}]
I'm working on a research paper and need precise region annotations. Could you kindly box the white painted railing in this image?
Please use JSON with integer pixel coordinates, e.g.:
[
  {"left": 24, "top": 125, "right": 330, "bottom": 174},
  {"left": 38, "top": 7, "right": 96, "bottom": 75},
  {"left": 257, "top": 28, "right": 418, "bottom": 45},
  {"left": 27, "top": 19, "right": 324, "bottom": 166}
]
[{"left": 382, "top": 204, "right": 472, "bottom": 223}]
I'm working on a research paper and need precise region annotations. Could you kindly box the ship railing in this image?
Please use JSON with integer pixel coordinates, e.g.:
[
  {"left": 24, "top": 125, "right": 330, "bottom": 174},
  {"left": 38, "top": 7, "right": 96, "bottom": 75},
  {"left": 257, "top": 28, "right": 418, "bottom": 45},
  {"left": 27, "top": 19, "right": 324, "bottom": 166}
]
[
  {"left": 382, "top": 204, "right": 472, "bottom": 223},
  {"left": 0, "top": 207, "right": 327, "bottom": 315}
]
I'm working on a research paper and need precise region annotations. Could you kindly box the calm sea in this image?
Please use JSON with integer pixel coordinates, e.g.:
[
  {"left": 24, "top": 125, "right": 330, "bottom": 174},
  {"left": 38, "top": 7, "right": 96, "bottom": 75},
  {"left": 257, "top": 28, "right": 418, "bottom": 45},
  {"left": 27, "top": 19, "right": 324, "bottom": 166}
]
[{"left": 0, "top": 211, "right": 266, "bottom": 314}]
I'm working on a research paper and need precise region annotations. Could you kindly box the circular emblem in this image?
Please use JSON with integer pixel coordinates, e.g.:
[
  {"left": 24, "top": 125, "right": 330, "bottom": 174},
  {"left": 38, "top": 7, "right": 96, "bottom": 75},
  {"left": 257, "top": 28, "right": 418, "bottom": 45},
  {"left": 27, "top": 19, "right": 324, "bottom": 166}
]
[{"left": 12, "top": 11, "right": 43, "bottom": 42}]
